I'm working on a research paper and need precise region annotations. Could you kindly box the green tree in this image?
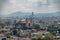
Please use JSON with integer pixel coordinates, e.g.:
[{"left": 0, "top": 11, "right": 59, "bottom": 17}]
[
  {"left": 12, "top": 29, "right": 17, "bottom": 35},
  {"left": 2, "top": 38, "right": 6, "bottom": 40},
  {"left": 34, "top": 24, "right": 40, "bottom": 30},
  {"left": 47, "top": 25, "right": 58, "bottom": 33},
  {"left": 6, "top": 33, "right": 10, "bottom": 38},
  {"left": 36, "top": 34, "right": 43, "bottom": 40},
  {"left": 0, "top": 20, "right": 5, "bottom": 28},
  {"left": 44, "top": 33, "right": 53, "bottom": 40}
]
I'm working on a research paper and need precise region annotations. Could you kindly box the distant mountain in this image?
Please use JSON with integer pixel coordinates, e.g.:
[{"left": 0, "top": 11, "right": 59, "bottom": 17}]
[
  {"left": 7, "top": 11, "right": 60, "bottom": 18},
  {"left": 35, "top": 12, "right": 60, "bottom": 17},
  {"left": 7, "top": 12, "right": 32, "bottom": 18}
]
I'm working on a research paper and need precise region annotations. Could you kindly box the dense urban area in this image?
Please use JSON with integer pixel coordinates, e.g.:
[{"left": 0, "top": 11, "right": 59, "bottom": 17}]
[{"left": 0, "top": 13, "right": 60, "bottom": 40}]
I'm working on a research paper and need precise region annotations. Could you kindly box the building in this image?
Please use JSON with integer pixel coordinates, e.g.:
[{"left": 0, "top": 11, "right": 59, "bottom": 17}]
[{"left": 15, "top": 12, "right": 34, "bottom": 27}]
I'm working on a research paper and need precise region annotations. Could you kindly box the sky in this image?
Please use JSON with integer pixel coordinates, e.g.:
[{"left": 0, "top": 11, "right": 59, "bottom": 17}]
[{"left": 0, "top": 0, "right": 60, "bottom": 15}]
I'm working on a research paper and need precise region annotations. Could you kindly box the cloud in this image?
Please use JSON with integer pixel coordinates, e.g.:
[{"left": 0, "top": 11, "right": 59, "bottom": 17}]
[{"left": 1, "top": 0, "right": 60, "bottom": 15}]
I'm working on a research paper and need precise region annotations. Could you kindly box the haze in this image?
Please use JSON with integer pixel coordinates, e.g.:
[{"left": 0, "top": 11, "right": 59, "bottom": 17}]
[{"left": 0, "top": 0, "right": 60, "bottom": 15}]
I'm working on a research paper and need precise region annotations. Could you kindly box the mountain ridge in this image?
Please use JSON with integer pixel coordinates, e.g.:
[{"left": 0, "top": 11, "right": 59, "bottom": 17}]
[{"left": 6, "top": 11, "right": 60, "bottom": 18}]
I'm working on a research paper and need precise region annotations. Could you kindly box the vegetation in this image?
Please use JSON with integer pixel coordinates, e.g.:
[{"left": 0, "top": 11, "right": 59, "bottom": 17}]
[
  {"left": 2, "top": 38, "right": 6, "bottom": 40},
  {"left": 12, "top": 29, "right": 17, "bottom": 35},
  {"left": 44, "top": 32, "right": 53, "bottom": 40},
  {"left": 33, "top": 24, "right": 40, "bottom": 30},
  {"left": 6, "top": 33, "right": 10, "bottom": 38},
  {"left": 36, "top": 34, "right": 43, "bottom": 40}
]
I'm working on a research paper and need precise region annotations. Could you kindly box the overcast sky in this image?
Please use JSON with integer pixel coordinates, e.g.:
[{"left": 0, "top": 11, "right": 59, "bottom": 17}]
[{"left": 0, "top": 0, "right": 60, "bottom": 15}]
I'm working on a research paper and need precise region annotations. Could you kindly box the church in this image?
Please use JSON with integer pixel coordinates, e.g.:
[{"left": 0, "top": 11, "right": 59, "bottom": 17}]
[{"left": 15, "top": 12, "right": 34, "bottom": 27}]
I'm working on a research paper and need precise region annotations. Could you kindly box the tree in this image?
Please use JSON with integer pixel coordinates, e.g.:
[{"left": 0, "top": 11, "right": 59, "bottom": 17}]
[
  {"left": 6, "top": 33, "right": 10, "bottom": 38},
  {"left": 2, "top": 38, "right": 6, "bottom": 40},
  {"left": 34, "top": 24, "right": 40, "bottom": 30},
  {"left": 47, "top": 25, "right": 58, "bottom": 33},
  {"left": 32, "top": 38, "right": 37, "bottom": 40},
  {"left": 12, "top": 29, "right": 17, "bottom": 35},
  {"left": 0, "top": 20, "right": 5, "bottom": 28},
  {"left": 44, "top": 33, "right": 53, "bottom": 40},
  {"left": 36, "top": 34, "right": 43, "bottom": 40}
]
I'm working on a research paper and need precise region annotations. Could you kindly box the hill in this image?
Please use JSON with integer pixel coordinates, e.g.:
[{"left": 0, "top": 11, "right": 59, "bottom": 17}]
[{"left": 7, "top": 11, "right": 60, "bottom": 18}]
